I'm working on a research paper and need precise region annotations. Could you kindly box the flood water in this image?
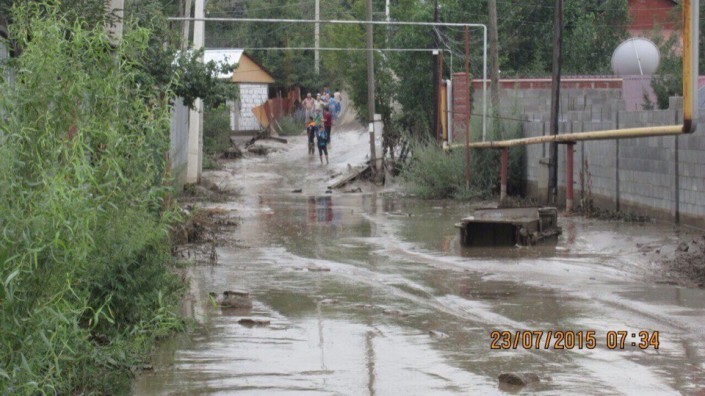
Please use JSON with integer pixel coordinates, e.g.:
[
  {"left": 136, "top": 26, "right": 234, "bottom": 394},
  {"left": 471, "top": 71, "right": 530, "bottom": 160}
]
[{"left": 133, "top": 127, "right": 705, "bottom": 395}]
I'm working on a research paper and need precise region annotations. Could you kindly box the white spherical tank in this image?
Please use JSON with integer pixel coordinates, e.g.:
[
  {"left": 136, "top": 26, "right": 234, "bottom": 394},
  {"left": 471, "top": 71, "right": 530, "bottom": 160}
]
[{"left": 611, "top": 38, "right": 660, "bottom": 76}]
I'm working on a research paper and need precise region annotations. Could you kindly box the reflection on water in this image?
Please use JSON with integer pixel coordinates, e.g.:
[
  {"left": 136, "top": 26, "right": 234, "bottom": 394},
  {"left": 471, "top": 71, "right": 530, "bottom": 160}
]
[{"left": 308, "top": 196, "right": 334, "bottom": 224}]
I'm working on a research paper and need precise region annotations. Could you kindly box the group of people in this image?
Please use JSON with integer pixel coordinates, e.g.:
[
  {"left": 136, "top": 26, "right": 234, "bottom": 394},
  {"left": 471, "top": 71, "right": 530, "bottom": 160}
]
[{"left": 303, "top": 88, "right": 342, "bottom": 165}]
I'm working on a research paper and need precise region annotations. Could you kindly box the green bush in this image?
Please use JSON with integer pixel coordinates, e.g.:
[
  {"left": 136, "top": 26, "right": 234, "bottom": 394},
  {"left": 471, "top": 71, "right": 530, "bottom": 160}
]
[
  {"left": 401, "top": 116, "right": 524, "bottom": 200},
  {"left": 203, "top": 105, "right": 232, "bottom": 168},
  {"left": 0, "top": 3, "right": 184, "bottom": 394}
]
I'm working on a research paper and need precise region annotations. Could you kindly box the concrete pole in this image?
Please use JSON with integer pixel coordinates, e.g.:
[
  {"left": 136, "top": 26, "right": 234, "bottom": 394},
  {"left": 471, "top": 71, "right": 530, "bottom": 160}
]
[
  {"left": 366, "top": 0, "right": 377, "bottom": 173},
  {"left": 187, "top": 0, "right": 205, "bottom": 184},
  {"left": 106, "top": 0, "right": 124, "bottom": 45},
  {"left": 464, "top": 27, "right": 471, "bottom": 190},
  {"left": 181, "top": 0, "right": 193, "bottom": 50},
  {"left": 315, "top": 0, "right": 320, "bottom": 75}
]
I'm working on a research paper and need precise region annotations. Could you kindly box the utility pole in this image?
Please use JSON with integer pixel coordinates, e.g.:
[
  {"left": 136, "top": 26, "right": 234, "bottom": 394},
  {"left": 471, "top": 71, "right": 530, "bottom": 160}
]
[
  {"left": 181, "top": 0, "right": 192, "bottom": 50},
  {"left": 432, "top": 0, "right": 440, "bottom": 142},
  {"left": 464, "top": 27, "right": 471, "bottom": 190},
  {"left": 187, "top": 0, "right": 205, "bottom": 184},
  {"left": 548, "top": 0, "right": 563, "bottom": 204},
  {"left": 365, "top": 0, "right": 377, "bottom": 172},
  {"left": 106, "top": 0, "right": 124, "bottom": 45},
  {"left": 315, "top": 0, "right": 320, "bottom": 74},
  {"left": 488, "top": 0, "right": 500, "bottom": 118}
]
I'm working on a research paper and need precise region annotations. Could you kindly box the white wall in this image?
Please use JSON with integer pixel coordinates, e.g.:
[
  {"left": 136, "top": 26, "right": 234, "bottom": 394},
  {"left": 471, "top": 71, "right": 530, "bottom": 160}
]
[
  {"left": 232, "top": 83, "right": 269, "bottom": 131},
  {"left": 169, "top": 97, "right": 190, "bottom": 189}
]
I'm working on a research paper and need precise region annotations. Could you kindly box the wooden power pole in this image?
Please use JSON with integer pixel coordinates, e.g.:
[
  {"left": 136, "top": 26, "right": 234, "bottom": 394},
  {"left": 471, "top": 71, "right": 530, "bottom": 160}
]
[{"left": 548, "top": 0, "right": 563, "bottom": 204}]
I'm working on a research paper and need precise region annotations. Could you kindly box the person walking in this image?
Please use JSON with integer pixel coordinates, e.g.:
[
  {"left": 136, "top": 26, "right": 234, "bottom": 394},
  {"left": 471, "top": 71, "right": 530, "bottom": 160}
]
[
  {"left": 334, "top": 89, "right": 342, "bottom": 110},
  {"left": 328, "top": 95, "right": 338, "bottom": 122},
  {"left": 323, "top": 106, "right": 333, "bottom": 148},
  {"left": 306, "top": 116, "right": 317, "bottom": 155},
  {"left": 316, "top": 124, "right": 329, "bottom": 164}
]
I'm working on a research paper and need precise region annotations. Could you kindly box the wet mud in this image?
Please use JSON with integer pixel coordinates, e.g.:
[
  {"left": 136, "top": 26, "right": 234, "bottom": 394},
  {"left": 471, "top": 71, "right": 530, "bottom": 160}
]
[{"left": 134, "top": 125, "right": 705, "bottom": 395}]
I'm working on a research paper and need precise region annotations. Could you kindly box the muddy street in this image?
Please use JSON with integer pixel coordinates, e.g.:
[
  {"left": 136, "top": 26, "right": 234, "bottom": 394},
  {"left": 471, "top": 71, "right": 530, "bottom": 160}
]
[{"left": 134, "top": 125, "right": 705, "bottom": 395}]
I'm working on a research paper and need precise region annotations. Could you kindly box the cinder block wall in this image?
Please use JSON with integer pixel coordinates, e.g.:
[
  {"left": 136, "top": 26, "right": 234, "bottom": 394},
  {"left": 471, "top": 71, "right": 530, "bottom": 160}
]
[
  {"left": 235, "top": 83, "right": 268, "bottom": 131},
  {"left": 474, "top": 86, "right": 705, "bottom": 229}
]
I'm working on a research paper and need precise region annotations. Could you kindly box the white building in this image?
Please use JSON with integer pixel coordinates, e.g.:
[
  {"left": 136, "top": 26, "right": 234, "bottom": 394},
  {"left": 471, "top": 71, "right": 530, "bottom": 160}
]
[{"left": 204, "top": 49, "right": 275, "bottom": 132}]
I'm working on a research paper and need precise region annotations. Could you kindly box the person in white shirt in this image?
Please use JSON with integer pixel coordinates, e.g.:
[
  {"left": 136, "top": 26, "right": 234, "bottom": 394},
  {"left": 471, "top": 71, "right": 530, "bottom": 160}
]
[
  {"left": 303, "top": 93, "right": 315, "bottom": 119},
  {"left": 314, "top": 93, "right": 323, "bottom": 113}
]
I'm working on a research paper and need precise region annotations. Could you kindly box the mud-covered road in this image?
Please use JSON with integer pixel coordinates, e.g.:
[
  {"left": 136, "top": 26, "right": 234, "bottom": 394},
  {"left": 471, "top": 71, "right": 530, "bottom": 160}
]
[{"left": 134, "top": 120, "right": 705, "bottom": 395}]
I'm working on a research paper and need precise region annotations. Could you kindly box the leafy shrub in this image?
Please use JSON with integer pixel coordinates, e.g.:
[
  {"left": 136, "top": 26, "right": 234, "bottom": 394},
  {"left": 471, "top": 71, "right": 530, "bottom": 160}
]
[
  {"left": 401, "top": 116, "right": 524, "bottom": 200},
  {"left": 0, "top": 3, "right": 184, "bottom": 394},
  {"left": 203, "top": 105, "right": 233, "bottom": 168}
]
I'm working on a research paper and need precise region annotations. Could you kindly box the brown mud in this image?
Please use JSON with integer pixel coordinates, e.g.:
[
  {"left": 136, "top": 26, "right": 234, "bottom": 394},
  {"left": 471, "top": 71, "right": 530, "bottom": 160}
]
[{"left": 135, "top": 110, "right": 705, "bottom": 394}]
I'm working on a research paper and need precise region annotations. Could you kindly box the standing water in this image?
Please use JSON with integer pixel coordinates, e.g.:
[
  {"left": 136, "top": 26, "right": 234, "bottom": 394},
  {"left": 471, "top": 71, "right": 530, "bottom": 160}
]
[{"left": 134, "top": 125, "right": 705, "bottom": 395}]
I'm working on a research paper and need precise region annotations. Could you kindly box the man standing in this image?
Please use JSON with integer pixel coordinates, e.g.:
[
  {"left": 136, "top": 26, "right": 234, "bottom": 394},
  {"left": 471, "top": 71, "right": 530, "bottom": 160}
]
[
  {"left": 314, "top": 93, "right": 323, "bottom": 113},
  {"left": 323, "top": 106, "right": 333, "bottom": 148},
  {"left": 303, "top": 93, "right": 315, "bottom": 120}
]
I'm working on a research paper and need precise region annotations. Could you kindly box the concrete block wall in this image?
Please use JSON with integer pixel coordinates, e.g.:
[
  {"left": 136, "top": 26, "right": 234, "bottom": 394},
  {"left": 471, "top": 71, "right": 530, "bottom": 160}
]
[
  {"left": 233, "top": 83, "right": 268, "bottom": 131},
  {"left": 502, "top": 85, "right": 705, "bottom": 228}
]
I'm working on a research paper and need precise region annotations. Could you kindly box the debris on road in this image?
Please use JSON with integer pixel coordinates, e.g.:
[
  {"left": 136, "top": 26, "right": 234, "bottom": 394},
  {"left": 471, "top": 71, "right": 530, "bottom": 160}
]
[
  {"left": 498, "top": 372, "right": 540, "bottom": 387},
  {"left": 209, "top": 290, "right": 253, "bottom": 309},
  {"left": 307, "top": 266, "right": 331, "bottom": 272},
  {"left": 428, "top": 330, "right": 449, "bottom": 339},
  {"left": 660, "top": 235, "right": 705, "bottom": 287},
  {"left": 238, "top": 318, "right": 271, "bottom": 327}
]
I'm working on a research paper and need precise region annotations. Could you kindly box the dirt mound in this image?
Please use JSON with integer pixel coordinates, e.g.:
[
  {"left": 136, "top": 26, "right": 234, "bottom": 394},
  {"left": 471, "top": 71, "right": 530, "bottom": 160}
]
[{"left": 660, "top": 235, "right": 705, "bottom": 288}]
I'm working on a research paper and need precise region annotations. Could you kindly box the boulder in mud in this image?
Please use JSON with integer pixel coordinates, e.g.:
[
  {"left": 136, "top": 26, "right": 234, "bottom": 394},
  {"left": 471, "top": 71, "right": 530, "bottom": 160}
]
[
  {"left": 677, "top": 242, "right": 690, "bottom": 252},
  {"left": 498, "top": 372, "right": 540, "bottom": 387}
]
